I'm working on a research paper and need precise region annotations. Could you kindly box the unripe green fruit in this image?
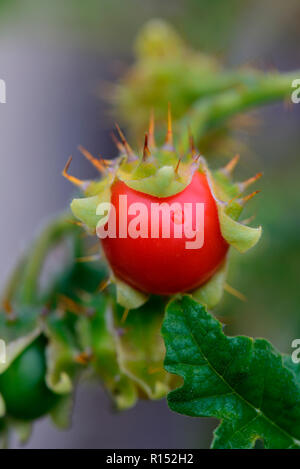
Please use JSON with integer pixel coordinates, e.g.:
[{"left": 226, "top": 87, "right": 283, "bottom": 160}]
[{"left": 0, "top": 337, "right": 59, "bottom": 420}]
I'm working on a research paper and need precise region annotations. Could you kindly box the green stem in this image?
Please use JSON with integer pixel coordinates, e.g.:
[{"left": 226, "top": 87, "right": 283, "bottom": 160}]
[
  {"left": 0, "top": 256, "right": 27, "bottom": 306},
  {"left": 179, "top": 69, "right": 300, "bottom": 148},
  {"left": 20, "top": 214, "right": 80, "bottom": 305}
]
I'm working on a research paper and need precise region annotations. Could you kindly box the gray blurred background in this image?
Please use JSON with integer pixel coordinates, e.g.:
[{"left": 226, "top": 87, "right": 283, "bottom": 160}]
[{"left": 0, "top": 0, "right": 299, "bottom": 448}]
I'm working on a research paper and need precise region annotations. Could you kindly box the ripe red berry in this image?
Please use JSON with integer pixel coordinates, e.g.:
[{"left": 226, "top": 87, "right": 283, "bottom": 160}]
[
  {"left": 101, "top": 171, "right": 229, "bottom": 295},
  {"left": 68, "top": 111, "right": 261, "bottom": 308}
]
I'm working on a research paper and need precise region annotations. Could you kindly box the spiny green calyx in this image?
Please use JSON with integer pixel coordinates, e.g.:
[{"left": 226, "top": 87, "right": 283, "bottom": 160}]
[{"left": 66, "top": 107, "right": 262, "bottom": 310}]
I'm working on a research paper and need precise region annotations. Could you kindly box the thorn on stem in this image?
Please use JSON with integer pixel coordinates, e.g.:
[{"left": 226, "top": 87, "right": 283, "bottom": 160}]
[
  {"left": 164, "top": 102, "right": 173, "bottom": 148},
  {"left": 240, "top": 214, "right": 256, "bottom": 225},
  {"left": 2, "top": 299, "right": 13, "bottom": 316},
  {"left": 75, "top": 351, "right": 93, "bottom": 365},
  {"left": 121, "top": 308, "right": 129, "bottom": 323},
  {"left": 238, "top": 172, "right": 263, "bottom": 192},
  {"left": 148, "top": 366, "right": 161, "bottom": 375},
  {"left": 223, "top": 154, "right": 240, "bottom": 175},
  {"left": 99, "top": 156, "right": 115, "bottom": 167},
  {"left": 66, "top": 219, "right": 85, "bottom": 228},
  {"left": 143, "top": 132, "right": 151, "bottom": 161},
  {"left": 115, "top": 123, "right": 135, "bottom": 160},
  {"left": 241, "top": 190, "right": 261, "bottom": 205},
  {"left": 224, "top": 283, "right": 247, "bottom": 302},
  {"left": 188, "top": 127, "right": 197, "bottom": 156},
  {"left": 76, "top": 254, "right": 101, "bottom": 263},
  {"left": 58, "top": 294, "right": 86, "bottom": 316},
  {"left": 148, "top": 109, "right": 156, "bottom": 148},
  {"left": 111, "top": 131, "right": 125, "bottom": 153},
  {"left": 97, "top": 278, "right": 111, "bottom": 293},
  {"left": 62, "top": 156, "right": 86, "bottom": 188},
  {"left": 175, "top": 157, "right": 181, "bottom": 174},
  {"left": 78, "top": 145, "right": 105, "bottom": 173}
]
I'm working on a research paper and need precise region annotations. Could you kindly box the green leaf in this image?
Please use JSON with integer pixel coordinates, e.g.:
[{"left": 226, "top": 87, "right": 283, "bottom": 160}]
[
  {"left": 162, "top": 296, "right": 300, "bottom": 449},
  {"left": 283, "top": 355, "right": 300, "bottom": 383}
]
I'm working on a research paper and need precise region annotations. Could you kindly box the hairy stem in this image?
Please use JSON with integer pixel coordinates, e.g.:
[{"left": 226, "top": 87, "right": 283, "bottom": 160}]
[{"left": 179, "top": 69, "right": 300, "bottom": 148}]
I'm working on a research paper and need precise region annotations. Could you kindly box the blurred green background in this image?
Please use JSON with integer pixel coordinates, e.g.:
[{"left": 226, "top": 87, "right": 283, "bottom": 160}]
[{"left": 0, "top": 0, "right": 299, "bottom": 449}]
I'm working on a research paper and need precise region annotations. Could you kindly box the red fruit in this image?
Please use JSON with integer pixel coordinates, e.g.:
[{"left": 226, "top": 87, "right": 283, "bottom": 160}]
[{"left": 101, "top": 171, "right": 229, "bottom": 295}]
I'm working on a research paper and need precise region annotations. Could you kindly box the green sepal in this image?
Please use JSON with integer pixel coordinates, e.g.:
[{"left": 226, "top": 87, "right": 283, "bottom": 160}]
[
  {"left": 192, "top": 259, "right": 228, "bottom": 309},
  {"left": 45, "top": 342, "right": 73, "bottom": 394},
  {"left": 225, "top": 200, "right": 244, "bottom": 221},
  {"left": 50, "top": 394, "right": 73, "bottom": 429},
  {"left": 212, "top": 169, "right": 240, "bottom": 202},
  {"left": 0, "top": 327, "right": 41, "bottom": 374},
  {"left": 218, "top": 207, "right": 262, "bottom": 253},
  {"left": 0, "top": 394, "right": 5, "bottom": 418},
  {"left": 76, "top": 294, "right": 137, "bottom": 410},
  {"left": 130, "top": 161, "right": 157, "bottom": 179},
  {"left": 12, "top": 419, "right": 32, "bottom": 444},
  {"left": 113, "top": 296, "right": 172, "bottom": 399},
  {"left": 84, "top": 175, "right": 113, "bottom": 197},
  {"left": 202, "top": 162, "right": 262, "bottom": 254},
  {"left": 0, "top": 305, "right": 40, "bottom": 347},
  {"left": 71, "top": 186, "right": 111, "bottom": 231},
  {"left": 44, "top": 313, "right": 79, "bottom": 394},
  {"left": 0, "top": 418, "right": 33, "bottom": 447},
  {"left": 71, "top": 195, "right": 101, "bottom": 231},
  {"left": 121, "top": 165, "right": 185, "bottom": 197},
  {"left": 114, "top": 276, "right": 148, "bottom": 310}
]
